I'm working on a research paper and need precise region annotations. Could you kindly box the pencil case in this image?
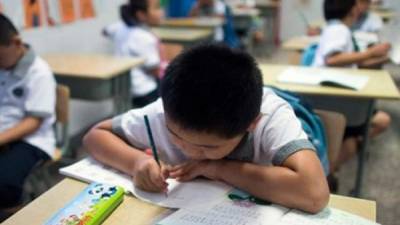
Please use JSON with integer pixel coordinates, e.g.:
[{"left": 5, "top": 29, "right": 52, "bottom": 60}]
[{"left": 44, "top": 183, "right": 124, "bottom": 225}]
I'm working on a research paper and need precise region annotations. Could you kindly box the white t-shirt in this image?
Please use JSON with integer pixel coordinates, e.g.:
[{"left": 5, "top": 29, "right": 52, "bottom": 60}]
[
  {"left": 105, "top": 22, "right": 159, "bottom": 97},
  {"left": 353, "top": 12, "right": 383, "bottom": 33},
  {"left": 0, "top": 47, "right": 56, "bottom": 158},
  {"left": 112, "top": 88, "right": 314, "bottom": 166},
  {"left": 312, "top": 20, "right": 356, "bottom": 68}
]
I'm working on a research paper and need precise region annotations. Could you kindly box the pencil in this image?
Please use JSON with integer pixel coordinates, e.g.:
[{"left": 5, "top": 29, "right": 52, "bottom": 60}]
[
  {"left": 144, "top": 115, "right": 168, "bottom": 197},
  {"left": 144, "top": 115, "right": 160, "bottom": 166}
]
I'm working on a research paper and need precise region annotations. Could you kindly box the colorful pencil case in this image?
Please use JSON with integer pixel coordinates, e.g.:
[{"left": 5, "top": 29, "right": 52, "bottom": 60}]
[{"left": 44, "top": 183, "right": 124, "bottom": 225}]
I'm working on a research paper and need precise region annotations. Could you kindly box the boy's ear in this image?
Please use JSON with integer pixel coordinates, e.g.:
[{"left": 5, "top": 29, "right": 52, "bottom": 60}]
[
  {"left": 247, "top": 114, "right": 262, "bottom": 132},
  {"left": 10, "top": 35, "right": 23, "bottom": 47}
]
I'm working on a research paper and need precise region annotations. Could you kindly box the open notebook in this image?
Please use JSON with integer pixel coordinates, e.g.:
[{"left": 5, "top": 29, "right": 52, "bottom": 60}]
[
  {"left": 157, "top": 198, "right": 380, "bottom": 225},
  {"left": 277, "top": 67, "right": 369, "bottom": 91},
  {"left": 60, "top": 157, "right": 232, "bottom": 209}
]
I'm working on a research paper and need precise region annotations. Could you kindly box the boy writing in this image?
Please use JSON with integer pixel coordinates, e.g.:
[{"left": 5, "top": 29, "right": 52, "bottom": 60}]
[
  {"left": 0, "top": 14, "right": 56, "bottom": 213},
  {"left": 84, "top": 44, "right": 329, "bottom": 213}
]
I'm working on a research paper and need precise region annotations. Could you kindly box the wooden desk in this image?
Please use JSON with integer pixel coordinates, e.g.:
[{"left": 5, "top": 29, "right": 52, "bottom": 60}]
[
  {"left": 261, "top": 64, "right": 399, "bottom": 99},
  {"left": 261, "top": 64, "right": 400, "bottom": 196},
  {"left": 2, "top": 178, "right": 377, "bottom": 225},
  {"left": 43, "top": 54, "right": 144, "bottom": 114},
  {"left": 371, "top": 7, "right": 396, "bottom": 22},
  {"left": 152, "top": 27, "right": 213, "bottom": 48},
  {"left": 282, "top": 36, "right": 319, "bottom": 64},
  {"left": 160, "top": 17, "right": 224, "bottom": 29}
]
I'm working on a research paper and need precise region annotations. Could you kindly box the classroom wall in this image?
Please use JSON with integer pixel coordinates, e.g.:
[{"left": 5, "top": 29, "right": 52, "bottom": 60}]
[
  {"left": 6, "top": 0, "right": 125, "bottom": 136},
  {"left": 280, "top": 0, "right": 323, "bottom": 41}
]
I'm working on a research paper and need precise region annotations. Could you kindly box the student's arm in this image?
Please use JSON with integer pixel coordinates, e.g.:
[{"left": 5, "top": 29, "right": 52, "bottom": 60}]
[
  {"left": 170, "top": 150, "right": 329, "bottom": 213},
  {"left": 83, "top": 120, "right": 168, "bottom": 192},
  {"left": 326, "top": 43, "right": 391, "bottom": 67},
  {"left": 0, "top": 117, "right": 42, "bottom": 146},
  {"left": 359, "top": 55, "right": 390, "bottom": 68}
]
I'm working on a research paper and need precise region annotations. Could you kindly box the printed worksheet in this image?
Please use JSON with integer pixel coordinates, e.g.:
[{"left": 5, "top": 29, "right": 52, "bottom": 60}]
[{"left": 157, "top": 199, "right": 289, "bottom": 225}]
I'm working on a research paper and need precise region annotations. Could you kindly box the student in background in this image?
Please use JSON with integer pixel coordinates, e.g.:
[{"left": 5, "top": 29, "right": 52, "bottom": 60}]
[
  {"left": 312, "top": 0, "right": 391, "bottom": 177},
  {"left": 189, "top": 0, "right": 226, "bottom": 42},
  {"left": 84, "top": 44, "right": 329, "bottom": 214},
  {"left": 0, "top": 14, "right": 56, "bottom": 217},
  {"left": 352, "top": 0, "right": 383, "bottom": 33},
  {"left": 103, "top": 0, "right": 164, "bottom": 108}
]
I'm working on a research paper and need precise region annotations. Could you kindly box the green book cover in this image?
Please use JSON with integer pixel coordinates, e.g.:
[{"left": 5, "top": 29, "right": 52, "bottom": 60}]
[{"left": 44, "top": 183, "right": 124, "bottom": 225}]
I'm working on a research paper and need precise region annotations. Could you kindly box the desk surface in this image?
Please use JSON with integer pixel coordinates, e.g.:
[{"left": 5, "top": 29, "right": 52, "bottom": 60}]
[
  {"left": 152, "top": 27, "right": 213, "bottom": 42},
  {"left": 256, "top": 0, "right": 280, "bottom": 8},
  {"left": 282, "top": 35, "right": 319, "bottom": 51},
  {"left": 161, "top": 17, "right": 224, "bottom": 28},
  {"left": 231, "top": 7, "right": 260, "bottom": 17},
  {"left": 43, "top": 54, "right": 144, "bottom": 79},
  {"left": 2, "top": 178, "right": 376, "bottom": 225},
  {"left": 261, "top": 64, "right": 400, "bottom": 99}
]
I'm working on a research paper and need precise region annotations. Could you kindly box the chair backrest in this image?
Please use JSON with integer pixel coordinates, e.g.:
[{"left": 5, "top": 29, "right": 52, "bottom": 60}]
[
  {"left": 315, "top": 110, "right": 346, "bottom": 174},
  {"left": 55, "top": 85, "right": 70, "bottom": 156}
]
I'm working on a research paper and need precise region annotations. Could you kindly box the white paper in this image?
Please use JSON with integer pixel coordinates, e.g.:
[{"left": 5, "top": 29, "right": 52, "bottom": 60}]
[
  {"left": 277, "top": 67, "right": 369, "bottom": 90},
  {"left": 157, "top": 199, "right": 289, "bottom": 225},
  {"left": 278, "top": 207, "right": 380, "bottom": 225},
  {"left": 60, "top": 157, "right": 232, "bottom": 208}
]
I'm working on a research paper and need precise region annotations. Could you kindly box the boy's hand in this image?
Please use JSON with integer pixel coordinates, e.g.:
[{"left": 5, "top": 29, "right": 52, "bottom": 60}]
[
  {"left": 369, "top": 43, "right": 391, "bottom": 57},
  {"left": 132, "top": 155, "right": 169, "bottom": 193},
  {"left": 169, "top": 160, "right": 220, "bottom": 182}
]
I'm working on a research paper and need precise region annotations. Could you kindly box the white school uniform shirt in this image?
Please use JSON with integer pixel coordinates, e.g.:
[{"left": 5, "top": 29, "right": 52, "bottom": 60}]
[
  {"left": 353, "top": 12, "right": 383, "bottom": 33},
  {"left": 112, "top": 88, "right": 314, "bottom": 166},
  {"left": 0, "top": 47, "right": 56, "bottom": 158},
  {"left": 104, "top": 22, "right": 159, "bottom": 97},
  {"left": 312, "top": 20, "right": 356, "bottom": 68}
]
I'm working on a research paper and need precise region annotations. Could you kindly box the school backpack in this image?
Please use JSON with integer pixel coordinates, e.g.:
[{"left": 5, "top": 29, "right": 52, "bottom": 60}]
[
  {"left": 222, "top": 5, "right": 241, "bottom": 48},
  {"left": 301, "top": 43, "right": 318, "bottom": 66},
  {"left": 269, "top": 87, "right": 329, "bottom": 175}
]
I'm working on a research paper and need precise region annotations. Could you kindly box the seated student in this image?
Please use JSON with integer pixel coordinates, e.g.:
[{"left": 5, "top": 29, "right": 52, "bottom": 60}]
[
  {"left": 352, "top": 0, "right": 383, "bottom": 33},
  {"left": 189, "top": 0, "right": 226, "bottom": 42},
  {"left": 103, "top": 0, "right": 164, "bottom": 108},
  {"left": 0, "top": 14, "right": 56, "bottom": 214},
  {"left": 312, "top": 0, "right": 391, "bottom": 174},
  {"left": 83, "top": 44, "right": 329, "bottom": 213}
]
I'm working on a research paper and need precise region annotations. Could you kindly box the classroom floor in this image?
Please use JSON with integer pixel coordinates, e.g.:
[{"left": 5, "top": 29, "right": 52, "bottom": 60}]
[{"left": 259, "top": 49, "right": 400, "bottom": 225}]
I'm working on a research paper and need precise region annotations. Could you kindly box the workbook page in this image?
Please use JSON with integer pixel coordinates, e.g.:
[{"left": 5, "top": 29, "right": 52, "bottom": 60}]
[{"left": 157, "top": 199, "right": 289, "bottom": 225}]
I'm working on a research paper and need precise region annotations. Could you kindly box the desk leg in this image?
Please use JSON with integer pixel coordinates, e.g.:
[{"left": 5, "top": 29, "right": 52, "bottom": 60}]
[{"left": 352, "top": 100, "right": 375, "bottom": 197}]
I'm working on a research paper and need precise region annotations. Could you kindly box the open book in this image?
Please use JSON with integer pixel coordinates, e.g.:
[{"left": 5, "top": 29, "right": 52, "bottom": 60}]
[
  {"left": 157, "top": 199, "right": 380, "bottom": 225},
  {"left": 60, "top": 157, "right": 232, "bottom": 209},
  {"left": 277, "top": 67, "right": 369, "bottom": 91}
]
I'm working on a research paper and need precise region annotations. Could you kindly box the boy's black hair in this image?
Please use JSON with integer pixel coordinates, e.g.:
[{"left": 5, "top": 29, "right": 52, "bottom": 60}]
[
  {"left": 0, "top": 14, "right": 18, "bottom": 45},
  {"left": 161, "top": 43, "right": 263, "bottom": 139},
  {"left": 324, "top": 0, "right": 356, "bottom": 21},
  {"left": 120, "top": 0, "right": 148, "bottom": 27}
]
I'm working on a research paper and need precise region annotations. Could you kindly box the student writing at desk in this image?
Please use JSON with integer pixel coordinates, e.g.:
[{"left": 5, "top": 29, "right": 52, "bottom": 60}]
[
  {"left": 83, "top": 44, "right": 329, "bottom": 214},
  {"left": 103, "top": 0, "right": 164, "bottom": 108},
  {"left": 312, "top": 0, "right": 391, "bottom": 187},
  {"left": 0, "top": 14, "right": 56, "bottom": 219}
]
